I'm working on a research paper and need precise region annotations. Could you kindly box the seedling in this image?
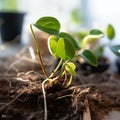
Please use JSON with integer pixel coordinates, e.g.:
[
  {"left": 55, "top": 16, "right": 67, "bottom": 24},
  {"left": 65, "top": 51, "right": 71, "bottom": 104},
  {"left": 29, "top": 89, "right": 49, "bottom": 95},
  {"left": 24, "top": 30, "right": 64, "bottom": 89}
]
[
  {"left": 30, "top": 16, "right": 98, "bottom": 120},
  {"left": 80, "top": 24, "right": 120, "bottom": 58}
]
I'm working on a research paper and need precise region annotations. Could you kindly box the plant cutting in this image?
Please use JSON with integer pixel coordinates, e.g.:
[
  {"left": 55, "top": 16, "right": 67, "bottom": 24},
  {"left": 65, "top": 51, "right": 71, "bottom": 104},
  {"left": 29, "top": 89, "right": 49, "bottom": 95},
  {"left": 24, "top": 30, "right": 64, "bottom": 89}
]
[
  {"left": 77, "top": 24, "right": 120, "bottom": 74},
  {"left": 0, "top": 16, "right": 120, "bottom": 120},
  {"left": 30, "top": 16, "right": 98, "bottom": 120}
]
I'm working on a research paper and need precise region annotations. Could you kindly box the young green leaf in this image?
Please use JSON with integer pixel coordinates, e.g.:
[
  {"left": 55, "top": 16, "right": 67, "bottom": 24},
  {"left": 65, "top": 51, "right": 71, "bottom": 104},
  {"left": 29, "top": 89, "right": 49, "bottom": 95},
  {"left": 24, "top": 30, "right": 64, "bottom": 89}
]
[
  {"left": 33, "top": 16, "right": 60, "bottom": 35},
  {"left": 48, "top": 35, "right": 59, "bottom": 57},
  {"left": 59, "top": 32, "right": 80, "bottom": 50},
  {"left": 65, "top": 62, "right": 76, "bottom": 75},
  {"left": 89, "top": 29, "right": 104, "bottom": 35},
  {"left": 56, "top": 38, "right": 75, "bottom": 60},
  {"left": 71, "top": 8, "right": 82, "bottom": 24},
  {"left": 82, "top": 34, "right": 104, "bottom": 49},
  {"left": 110, "top": 45, "right": 120, "bottom": 57},
  {"left": 106, "top": 24, "right": 115, "bottom": 40},
  {"left": 80, "top": 50, "right": 98, "bottom": 66}
]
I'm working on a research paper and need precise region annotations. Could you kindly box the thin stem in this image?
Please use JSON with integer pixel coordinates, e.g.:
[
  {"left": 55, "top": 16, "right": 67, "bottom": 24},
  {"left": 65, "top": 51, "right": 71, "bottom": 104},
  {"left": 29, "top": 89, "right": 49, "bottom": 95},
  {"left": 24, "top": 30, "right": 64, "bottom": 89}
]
[
  {"left": 62, "top": 70, "right": 67, "bottom": 86},
  {"left": 49, "top": 59, "right": 63, "bottom": 78},
  {"left": 50, "top": 62, "right": 66, "bottom": 83},
  {"left": 54, "top": 59, "right": 63, "bottom": 74},
  {"left": 65, "top": 75, "right": 73, "bottom": 88},
  {"left": 58, "top": 61, "right": 68, "bottom": 78},
  {"left": 37, "top": 53, "right": 48, "bottom": 78},
  {"left": 30, "top": 24, "right": 48, "bottom": 78}
]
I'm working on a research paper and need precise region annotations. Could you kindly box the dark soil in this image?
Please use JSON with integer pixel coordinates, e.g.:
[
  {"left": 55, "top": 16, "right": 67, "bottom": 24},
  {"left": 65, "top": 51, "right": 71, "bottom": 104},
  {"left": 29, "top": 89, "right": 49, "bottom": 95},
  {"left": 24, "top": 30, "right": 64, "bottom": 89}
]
[
  {"left": 0, "top": 56, "right": 120, "bottom": 120},
  {"left": 77, "top": 57, "right": 110, "bottom": 75}
]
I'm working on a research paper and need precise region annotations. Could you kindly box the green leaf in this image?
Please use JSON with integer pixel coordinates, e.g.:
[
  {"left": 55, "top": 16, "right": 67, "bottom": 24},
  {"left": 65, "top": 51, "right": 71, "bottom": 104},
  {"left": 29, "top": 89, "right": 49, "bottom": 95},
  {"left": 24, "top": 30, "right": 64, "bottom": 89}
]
[
  {"left": 80, "top": 50, "right": 98, "bottom": 66},
  {"left": 65, "top": 62, "right": 76, "bottom": 75},
  {"left": 110, "top": 45, "right": 120, "bottom": 57},
  {"left": 33, "top": 16, "right": 60, "bottom": 35},
  {"left": 59, "top": 32, "right": 80, "bottom": 50},
  {"left": 89, "top": 29, "right": 104, "bottom": 35},
  {"left": 56, "top": 38, "right": 75, "bottom": 60},
  {"left": 82, "top": 34, "right": 104, "bottom": 49},
  {"left": 70, "top": 8, "right": 82, "bottom": 24},
  {"left": 48, "top": 35, "right": 59, "bottom": 57},
  {"left": 106, "top": 24, "right": 115, "bottom": 40}
]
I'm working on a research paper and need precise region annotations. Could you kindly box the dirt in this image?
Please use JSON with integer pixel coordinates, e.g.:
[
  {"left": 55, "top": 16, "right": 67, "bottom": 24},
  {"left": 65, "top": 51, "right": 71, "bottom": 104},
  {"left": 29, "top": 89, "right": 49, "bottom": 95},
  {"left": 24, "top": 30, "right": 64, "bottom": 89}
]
[{"left": 0, "top": 56, "right": 120, "bottom": 120}]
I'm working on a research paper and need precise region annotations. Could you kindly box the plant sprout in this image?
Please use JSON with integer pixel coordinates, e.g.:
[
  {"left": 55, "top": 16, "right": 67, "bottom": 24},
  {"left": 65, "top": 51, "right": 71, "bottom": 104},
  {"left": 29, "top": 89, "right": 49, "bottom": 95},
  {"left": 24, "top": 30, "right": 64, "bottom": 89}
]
[
  {"left": 79, "top": 24, "right": 120, "bottom": 58},
  {"left": 30, "top": 16, "right": 98, "bottom": 120}
]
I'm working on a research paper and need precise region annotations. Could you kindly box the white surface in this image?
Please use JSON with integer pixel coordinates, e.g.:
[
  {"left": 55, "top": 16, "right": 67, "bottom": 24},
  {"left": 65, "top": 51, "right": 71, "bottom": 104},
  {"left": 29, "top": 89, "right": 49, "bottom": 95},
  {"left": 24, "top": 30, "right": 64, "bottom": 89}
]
[
  {"left": 0, "top": 43, "right": 24, "bottom": 58},
  {"left": 103, "top": 110, "right": 120, "bottom": 120}
]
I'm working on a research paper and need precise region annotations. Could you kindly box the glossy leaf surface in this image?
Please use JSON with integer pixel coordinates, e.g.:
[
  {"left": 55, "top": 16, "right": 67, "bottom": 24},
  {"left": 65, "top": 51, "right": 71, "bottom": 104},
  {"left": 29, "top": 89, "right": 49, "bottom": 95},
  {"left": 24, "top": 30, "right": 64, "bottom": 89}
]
[
  {"left": 48, "top": 35, "right": 59, "bottom": 57},
  {"left": 110, "top": 45, "right": 120, "bottom": 57},
  {"left": 89, "top": 29, "right": 104, "bottom": 35},
  {"left": 82, "top": 34, "right": 104, "bottom": 49},
  {"left": 80, "top": 50, "right": 98, "bottom": 66},
  {"left": 65, "top": 62, "right": 76, "bottom": 75},
  {"left": 106, "top": 24, "right": 115, "bottom": 40},
  {"left": 59, "top": 32, "right": 80, "bottom": 50},
  {"left": 56, "top": 38, "right": 75, "bottom": 60},
  {"left": 33, "top": 16, "right": 60, "bottom": 35}
]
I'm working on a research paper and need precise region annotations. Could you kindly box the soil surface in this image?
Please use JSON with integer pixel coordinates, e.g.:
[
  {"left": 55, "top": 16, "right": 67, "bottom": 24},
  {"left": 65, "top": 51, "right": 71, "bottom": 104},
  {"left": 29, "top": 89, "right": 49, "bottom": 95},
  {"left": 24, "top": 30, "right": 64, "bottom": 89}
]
[{"left": 0, "top": 56, "right": 120, "bottom": 120}]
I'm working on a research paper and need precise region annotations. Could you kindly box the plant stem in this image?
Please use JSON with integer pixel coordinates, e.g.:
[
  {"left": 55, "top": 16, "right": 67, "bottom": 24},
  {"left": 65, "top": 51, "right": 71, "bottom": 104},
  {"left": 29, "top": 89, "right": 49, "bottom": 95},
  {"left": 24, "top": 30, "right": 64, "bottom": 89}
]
[
  {"left": 49, "top": 59, "right": 62, "bottom": 78},
  {"left": 65, "top": 75, "right": 73, "bottom": 88},
  {"left": 58, "top": 61, "right": 68, "bottom": 78},
  {"left": 30, "top": 24, "right": 48, "bottom": 78}
]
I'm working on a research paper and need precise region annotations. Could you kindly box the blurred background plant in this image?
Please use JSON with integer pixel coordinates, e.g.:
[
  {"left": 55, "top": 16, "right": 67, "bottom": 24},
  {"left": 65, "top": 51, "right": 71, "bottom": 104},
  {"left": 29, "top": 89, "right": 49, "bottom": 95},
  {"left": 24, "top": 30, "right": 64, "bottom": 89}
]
[{"left": 0, "top": 0, "right": 18, "bottom": 12}]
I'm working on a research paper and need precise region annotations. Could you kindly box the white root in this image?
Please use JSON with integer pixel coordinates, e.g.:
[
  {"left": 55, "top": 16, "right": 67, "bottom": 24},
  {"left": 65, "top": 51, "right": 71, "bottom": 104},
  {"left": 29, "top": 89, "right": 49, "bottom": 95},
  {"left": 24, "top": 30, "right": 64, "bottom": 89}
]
[
  {"left": 83, "top": 99, "right": 91, "bottom": 120},
  {"left": 42, "top": 79, "right": 49, "bottom": 120}
]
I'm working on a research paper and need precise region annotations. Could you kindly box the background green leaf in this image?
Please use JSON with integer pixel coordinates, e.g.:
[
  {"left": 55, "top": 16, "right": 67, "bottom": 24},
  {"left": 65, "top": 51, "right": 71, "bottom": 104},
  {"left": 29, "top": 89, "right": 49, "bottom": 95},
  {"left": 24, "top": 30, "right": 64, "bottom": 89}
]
[
  {"left": 89, "top": 29, "right": 104, "bottom": 35},
  {"left": 59, "top": 32, "right": 80, "bottom": 50},
  {"left": 70, "top": 8, "right": 82, "bottom": 24},
  {"left": 110, "top": 45, "right": 120, "bottom": 57},
  {"left": 80, "top": 50, "right": 98, "bottom": 66},
  {"left": 33, "top": 16, "right": 60, "bottom": 35},
  {"left": 82, "top": 34, "right": 104, "bottom": 49},
  {"left": 106, "top": 24, "right": 115, "bottom": 40},
  {"left": 56, "top": 38, "right": 75, "bottom": 60}
]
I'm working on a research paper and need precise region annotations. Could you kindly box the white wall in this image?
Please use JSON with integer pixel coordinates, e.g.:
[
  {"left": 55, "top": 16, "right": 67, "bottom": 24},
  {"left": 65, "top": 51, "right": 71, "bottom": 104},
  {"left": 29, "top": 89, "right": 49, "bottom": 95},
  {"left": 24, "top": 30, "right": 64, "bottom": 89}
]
[{"left": 86, "top": 0, "right": 120, "bottom": 71}]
